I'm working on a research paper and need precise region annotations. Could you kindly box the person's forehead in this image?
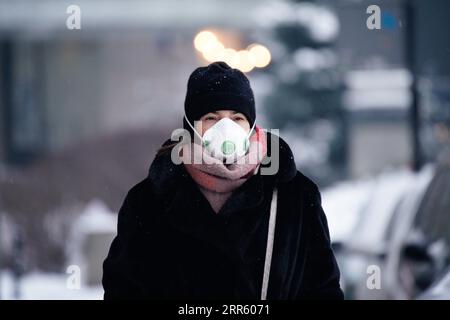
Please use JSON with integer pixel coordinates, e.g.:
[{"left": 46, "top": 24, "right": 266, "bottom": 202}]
[{"left": 207, "top": 110, "right": 241, "bottom": 115}]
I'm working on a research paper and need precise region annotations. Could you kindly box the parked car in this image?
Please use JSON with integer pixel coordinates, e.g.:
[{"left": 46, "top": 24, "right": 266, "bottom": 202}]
[
  {"left": 336, "top": 165, "right": 434, "bottom": 299},
  {"left": 334, "top": 168, "right": 420, "bottom": 299},
  {"left": 384, "top": 159, "right": 450, "bottom": 299}
]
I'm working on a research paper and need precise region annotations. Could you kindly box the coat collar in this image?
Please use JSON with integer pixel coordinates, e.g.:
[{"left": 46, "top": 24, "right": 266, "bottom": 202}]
[
  {"left": 260, "top": 131, "right": 298, "bottom": 183},
  {"left": 145, "top": 132, "right": 298, "bottom": 267},
  {"left": 148, "top": 152, "right": 265, "bottom": 217},
  {"left": 147, "top": 131, "right": 297, "bottom": 217}
]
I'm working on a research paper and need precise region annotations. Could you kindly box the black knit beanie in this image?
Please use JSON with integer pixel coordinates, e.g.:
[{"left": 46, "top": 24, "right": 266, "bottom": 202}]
[{"left": 183, "top": 61, "right": 256, "bottom": 134}]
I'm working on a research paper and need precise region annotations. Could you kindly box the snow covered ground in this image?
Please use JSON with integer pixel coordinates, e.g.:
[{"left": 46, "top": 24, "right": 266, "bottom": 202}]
[
  {"left": 0, "top": 270, "right": 103, "bottom": 300},
  {"left": 0, "top": 199, "right": 117, "bottom": 300},
  {"left": 0, "top": 200, "right": 115, "bottom": 300}
]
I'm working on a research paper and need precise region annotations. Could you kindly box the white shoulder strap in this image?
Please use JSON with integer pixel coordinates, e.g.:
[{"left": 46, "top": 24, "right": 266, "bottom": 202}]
[{"left": 261, "top": 187, "right": 278, "bottom": 300}]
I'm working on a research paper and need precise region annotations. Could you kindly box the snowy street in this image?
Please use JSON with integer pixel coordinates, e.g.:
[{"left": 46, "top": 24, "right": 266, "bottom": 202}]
[{"left": 0, "top": 271, "right": 103, "bottom": 300}]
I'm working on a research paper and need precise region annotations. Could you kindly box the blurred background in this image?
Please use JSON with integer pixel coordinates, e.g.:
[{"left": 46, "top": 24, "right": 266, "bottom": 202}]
[{"left": 0, "top": 0, "right": 449, "bottom": 299}]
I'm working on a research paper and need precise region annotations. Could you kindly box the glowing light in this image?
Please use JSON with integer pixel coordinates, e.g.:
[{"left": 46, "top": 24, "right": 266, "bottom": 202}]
[
  {"left": 248, "top": 44, "right": 271, "bottom": 68},
  {"left": 193, "top": 31, "right": 272, "bottom": 72},
  {"left": 194, "top": 31, "right": 218, "bottom": 52},
  {"left": 237, "top": 50, "right": 254, "bottom": 73},
  {"left": 202, "top": 41, "right": 225, "bottom": 62},
  {"left": 223, "top": 48, "right": 239, "bottom": 68}
]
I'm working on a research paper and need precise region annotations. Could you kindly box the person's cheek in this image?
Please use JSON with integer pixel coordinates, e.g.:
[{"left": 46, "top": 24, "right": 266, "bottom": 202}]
[{"left": 201, "top": 121, "right": 212, "bottom": 136}]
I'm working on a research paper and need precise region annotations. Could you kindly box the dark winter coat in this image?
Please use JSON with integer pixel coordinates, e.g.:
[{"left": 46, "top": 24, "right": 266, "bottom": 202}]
[{"left": 102, "top": 133, "right": 344, "bottom": 300}]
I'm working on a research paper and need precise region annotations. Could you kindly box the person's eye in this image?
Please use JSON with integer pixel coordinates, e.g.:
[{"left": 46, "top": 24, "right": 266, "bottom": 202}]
[
  {"left": 233, "top": 115, "right": 245, "bottom": 121},
  {"left": 204, "top": 115, "right": 217, "bottom": 121}
]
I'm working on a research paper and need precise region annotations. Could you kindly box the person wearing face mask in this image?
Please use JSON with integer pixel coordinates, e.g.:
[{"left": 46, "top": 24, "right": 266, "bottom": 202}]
[{"left": 102, "top": 61, "right": 343, "bottom": 300}]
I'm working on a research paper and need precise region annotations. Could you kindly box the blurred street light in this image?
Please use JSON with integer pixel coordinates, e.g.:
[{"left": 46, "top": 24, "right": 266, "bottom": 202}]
[
  {"left": 194, "top": 31, "right": 219, "bottom": 52},
  {"left": 193, "top": 29, "right": 271, "bottom": 72},
  {"left": 247, "top": 44, "right": 271, "bottom": 68},
  {"left": 236, "top": 50, "right": 254, "bottom": 73}
]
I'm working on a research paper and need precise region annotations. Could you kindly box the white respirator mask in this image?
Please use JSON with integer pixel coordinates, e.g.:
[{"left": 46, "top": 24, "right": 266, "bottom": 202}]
[{"left": 184, "top": 114, "right": 256, "bottom": 162}]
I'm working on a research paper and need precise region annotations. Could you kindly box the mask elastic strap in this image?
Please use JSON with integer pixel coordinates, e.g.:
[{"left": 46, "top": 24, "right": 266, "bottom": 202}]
[
  {"left": 247, "top": 120, "right": 257, "bottom": 140},
  {"left": 184, "top": 114, "right": 204, "bottom": 142}
]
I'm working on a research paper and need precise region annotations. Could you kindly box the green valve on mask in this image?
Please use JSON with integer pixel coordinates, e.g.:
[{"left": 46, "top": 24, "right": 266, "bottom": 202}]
[
  {"left": 221, "top": 140, "right": 236, "bottom": 155},
  {"left": 203, "top": 140, "right": 211, "bottom": 150}
]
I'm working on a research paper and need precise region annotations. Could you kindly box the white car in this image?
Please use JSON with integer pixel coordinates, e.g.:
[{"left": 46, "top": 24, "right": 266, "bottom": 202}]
[
  {"left": 336, "top": 166, "right": 436, "bottom": 299},
  {"left": 384, "top": 161, "right": 450, "bottom": 299}
]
